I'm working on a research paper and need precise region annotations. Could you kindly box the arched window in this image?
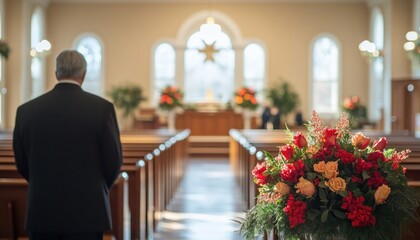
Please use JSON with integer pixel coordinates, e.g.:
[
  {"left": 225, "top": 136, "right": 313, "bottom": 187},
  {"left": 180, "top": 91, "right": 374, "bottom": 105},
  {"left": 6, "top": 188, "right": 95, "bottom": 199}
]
[
  {"left": 184, "top": 31, "right": 235, "bottom": 103},
  {"left": 370, "top": 8, "right": 384, "bottom": 121},
  {"left": 31, "top": 7, "right": 45, "bottom": 99},
  {"left": 153, "top": 43, "right": 175, "bottom": 104},
  {"left": 75, "top": 35, "right": 103, "bottom": 96},
  {"left": 244, "top": 43, "right": 265, "bottom": 102},
  {"left": 311, "top": 36, "right": 340, "bottom": 116}
]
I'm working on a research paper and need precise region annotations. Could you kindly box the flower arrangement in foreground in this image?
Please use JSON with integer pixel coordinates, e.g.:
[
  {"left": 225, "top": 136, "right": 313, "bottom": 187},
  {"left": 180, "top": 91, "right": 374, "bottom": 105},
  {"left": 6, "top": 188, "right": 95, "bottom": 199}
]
[
  {"left": 239, "top": 111, "right": 420, "bottom": 240},
  {"left": 159, "top": 86, "right": 183, "bottom": 111},
  {"left": 234, "top": 87, "right": 258, "bottom": 110}
]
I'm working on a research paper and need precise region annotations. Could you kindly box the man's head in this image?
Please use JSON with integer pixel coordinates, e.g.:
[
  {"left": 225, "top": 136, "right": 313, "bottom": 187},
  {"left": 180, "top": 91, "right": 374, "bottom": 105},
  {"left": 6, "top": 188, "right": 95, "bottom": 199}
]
[{"left": 55, "top": 50, "right": 87, "bottom": 84}]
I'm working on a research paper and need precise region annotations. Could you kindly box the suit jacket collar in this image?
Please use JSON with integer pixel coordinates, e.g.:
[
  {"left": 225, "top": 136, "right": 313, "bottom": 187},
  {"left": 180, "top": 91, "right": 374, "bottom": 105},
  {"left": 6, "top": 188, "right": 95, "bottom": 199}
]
[{"left": 53, "top": 82, "right": 82, "bottom": 91}]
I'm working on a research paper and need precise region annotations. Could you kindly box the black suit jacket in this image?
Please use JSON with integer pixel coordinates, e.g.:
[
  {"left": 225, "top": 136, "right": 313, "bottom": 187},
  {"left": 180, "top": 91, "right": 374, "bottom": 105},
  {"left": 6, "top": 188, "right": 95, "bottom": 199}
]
[{"left": 13, "top": 83, "right": 122, "bottom": 233}]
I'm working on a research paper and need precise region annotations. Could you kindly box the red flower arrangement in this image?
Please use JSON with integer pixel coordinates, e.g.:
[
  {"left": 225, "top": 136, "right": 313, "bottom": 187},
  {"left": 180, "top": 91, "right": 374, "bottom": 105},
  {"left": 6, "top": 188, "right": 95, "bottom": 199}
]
[
  {"left": 158, "top": 86, "right": 183, "bottom": 110},
  {"left": 234, "top": 87, "right": 258, "bottom": 110},
  {"left": 240, "top": 111, "right": 420, "bottom": 240}
]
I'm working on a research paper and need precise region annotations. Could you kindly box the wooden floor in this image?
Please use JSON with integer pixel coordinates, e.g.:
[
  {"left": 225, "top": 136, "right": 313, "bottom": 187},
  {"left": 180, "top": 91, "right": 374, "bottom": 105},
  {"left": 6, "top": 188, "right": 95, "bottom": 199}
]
[{"left": 154, "top": 157, "right": 246, "bottom": 240}]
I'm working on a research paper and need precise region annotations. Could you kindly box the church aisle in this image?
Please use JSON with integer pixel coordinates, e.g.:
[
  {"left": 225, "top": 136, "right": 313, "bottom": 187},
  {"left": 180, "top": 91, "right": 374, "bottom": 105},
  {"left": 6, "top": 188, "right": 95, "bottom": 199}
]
[{"left": 153, "top": 157, "right": 246, "bottom": 240}]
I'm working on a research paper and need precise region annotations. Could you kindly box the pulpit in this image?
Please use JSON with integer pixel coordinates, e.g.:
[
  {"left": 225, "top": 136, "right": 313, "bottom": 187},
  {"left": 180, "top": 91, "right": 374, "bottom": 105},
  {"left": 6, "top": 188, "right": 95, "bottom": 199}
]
[{"left": 175, "top": 110, "right": 258, "bottom": 136}]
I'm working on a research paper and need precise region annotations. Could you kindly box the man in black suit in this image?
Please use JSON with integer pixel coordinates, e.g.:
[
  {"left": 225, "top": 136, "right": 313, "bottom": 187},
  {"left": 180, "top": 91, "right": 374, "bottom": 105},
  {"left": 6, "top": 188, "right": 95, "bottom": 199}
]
[{"left": 13, "top": 50, "right": 122, "bottom": 240}]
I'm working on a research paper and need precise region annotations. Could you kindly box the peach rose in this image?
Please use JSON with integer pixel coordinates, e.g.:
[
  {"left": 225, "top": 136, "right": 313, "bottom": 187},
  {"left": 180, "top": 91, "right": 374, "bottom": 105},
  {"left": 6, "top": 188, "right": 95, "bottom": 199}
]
[
  {"left": 274, "top": 182, "right": 291, "bottom": 196},
  {"left": 313, "top": 161, "right": 326, "bottom": 173},
  {"left": 374, "top": 184, "right": 391, "bottom": 204},
  {"left": 295, "top": 177, "right": 316, "bottom": 197},
  {"left": 351, "top": 132, "right": 370, "bottom": 150},
  {"left": 325, "top": 177, "right": 346, "bottom": 192},
  {"left": 324, "top": 161, "right": 339, "bottom": 179}
]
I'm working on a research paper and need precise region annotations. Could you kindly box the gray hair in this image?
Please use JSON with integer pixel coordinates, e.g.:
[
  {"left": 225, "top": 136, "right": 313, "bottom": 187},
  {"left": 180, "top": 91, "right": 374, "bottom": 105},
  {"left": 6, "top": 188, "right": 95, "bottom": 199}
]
[{"left": 55, "top": 50, "right": 87, "bottom": 80}]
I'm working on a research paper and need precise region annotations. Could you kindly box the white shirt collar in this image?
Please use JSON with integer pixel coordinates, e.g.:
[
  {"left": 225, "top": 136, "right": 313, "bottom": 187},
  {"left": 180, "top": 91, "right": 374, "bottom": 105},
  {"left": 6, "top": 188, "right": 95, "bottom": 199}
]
[{"left": 58, "top": 79, "right": 81, "bottom": 86}]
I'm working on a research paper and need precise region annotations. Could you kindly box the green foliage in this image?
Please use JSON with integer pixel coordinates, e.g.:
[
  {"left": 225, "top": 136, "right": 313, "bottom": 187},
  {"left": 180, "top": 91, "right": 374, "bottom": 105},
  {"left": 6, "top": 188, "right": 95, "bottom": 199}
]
[
  {"left": 406, "top": 38, "right": 420, "bottom": 63},
  {"left": 0, "top": 40, "right": 10, "bottom": 59},
  {"left": 109, "top": 85, "right": 146, "bottom": 117},
  {"left": 266, "top": 81, "right": 299, "bottom": 117}
]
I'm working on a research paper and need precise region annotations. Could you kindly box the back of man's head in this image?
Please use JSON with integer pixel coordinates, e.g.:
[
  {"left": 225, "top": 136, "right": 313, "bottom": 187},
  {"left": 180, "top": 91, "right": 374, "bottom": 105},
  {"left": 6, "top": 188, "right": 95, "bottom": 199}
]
[{"left": 55, "top": 50, "right": 87, "bottom": 81}]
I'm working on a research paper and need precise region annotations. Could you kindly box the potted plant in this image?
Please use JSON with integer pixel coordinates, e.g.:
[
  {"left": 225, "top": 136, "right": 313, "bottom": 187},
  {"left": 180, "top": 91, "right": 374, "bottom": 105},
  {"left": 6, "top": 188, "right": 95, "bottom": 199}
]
[
  {"left": 0, "top": 40, "right": 10, "bottom": 59},
  {"left": 266, "top": 81, "right": 300, "bottom": 127},
  {"left": 234, "top": 87, "right": 259, "bottom": 129},
  {"left": 342, "top": 96, "right": 367, "bottom": 129},
  {"left": 109, "top": 85, "right": 146, "bottom": 129},
  {"left": 158, "top": 86, "right": 183, "bottom": 129}
]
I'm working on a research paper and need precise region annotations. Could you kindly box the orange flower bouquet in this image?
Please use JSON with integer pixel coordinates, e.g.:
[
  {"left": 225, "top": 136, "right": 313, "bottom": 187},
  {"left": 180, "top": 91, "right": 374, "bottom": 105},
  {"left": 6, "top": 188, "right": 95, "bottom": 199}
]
[
  {"left": 234, "top": 87, "right": 258, "bottom": 110},
  {"left": 239, "top": 111, "right": 420, "bottom": 240},
  {"left": 342, "top": 96, "right": 367, "bottom": 128},
  {"left": 158, "top": 86, "right": 183, "bottom": 111}
]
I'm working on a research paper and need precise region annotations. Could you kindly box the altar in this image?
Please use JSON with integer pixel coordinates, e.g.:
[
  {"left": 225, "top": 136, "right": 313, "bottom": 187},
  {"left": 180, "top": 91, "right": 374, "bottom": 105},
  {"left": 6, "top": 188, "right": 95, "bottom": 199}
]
[{"left": 175, "top": 110, "right": 257, "bottom": 136}]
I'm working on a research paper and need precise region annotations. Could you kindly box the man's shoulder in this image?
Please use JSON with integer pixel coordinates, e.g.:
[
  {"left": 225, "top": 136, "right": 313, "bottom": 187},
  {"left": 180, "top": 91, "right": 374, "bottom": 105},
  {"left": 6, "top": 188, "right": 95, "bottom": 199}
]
[
  {"left": 17, "top": 91, "right": 53, "bottom": 112},
  {"left": 81, "top": 91, "right": 113, "bottom": 108}
]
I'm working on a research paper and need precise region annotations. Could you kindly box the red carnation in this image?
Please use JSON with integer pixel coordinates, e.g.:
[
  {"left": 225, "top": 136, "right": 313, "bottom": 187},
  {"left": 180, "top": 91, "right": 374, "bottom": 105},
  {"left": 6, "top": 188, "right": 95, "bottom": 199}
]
[
  {"left": 252, "top": 162, "right": 267, "bottom": 185},
  {"left": 280, "top": 144, "right": 294, "bottom": 161},
  {"left": 373, "top": 137, "right": 388, "bottom": 151},
  {"left": 293, "top": 132, "right": 307, "bottom": 148},
  {"left": 367, "top": 151, "right": 385, "bottom": 165},
  {"left": 324, "top": 128, "right": 338, "bottom": 147},
  {"left": 335, "top": 149, "right": 356, "bottom": 164},
  {"left": 367, "top": 171, "right": 386, "bottom": 190},
  {"left": 355, "top": 158, "right": 374, "bottom": 173},
  {"left": 280, "top": 159, "right": 305, "bottom": 183},
  {"left": 283, "top": 195, "right": 307, "bottom": 228},
  {"left": 341, "top": 192, "right": 376, "bottom": 227}
]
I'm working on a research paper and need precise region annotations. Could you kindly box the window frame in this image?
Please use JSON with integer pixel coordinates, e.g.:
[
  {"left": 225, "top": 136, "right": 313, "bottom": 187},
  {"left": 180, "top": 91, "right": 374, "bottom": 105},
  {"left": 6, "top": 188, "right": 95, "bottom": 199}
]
[
  {"left": 73, "top": 33, "right": 105, "bottom": 97},
  {"left": 309, "top": 34, "right": 342, "bottom": 119}
]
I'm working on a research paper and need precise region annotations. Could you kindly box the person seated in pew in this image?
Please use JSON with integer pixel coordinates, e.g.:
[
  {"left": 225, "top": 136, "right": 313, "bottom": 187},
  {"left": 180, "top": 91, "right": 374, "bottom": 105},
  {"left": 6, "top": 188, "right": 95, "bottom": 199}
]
[{"left": 13, "top": 50, "right": 123, "bottom": 240}]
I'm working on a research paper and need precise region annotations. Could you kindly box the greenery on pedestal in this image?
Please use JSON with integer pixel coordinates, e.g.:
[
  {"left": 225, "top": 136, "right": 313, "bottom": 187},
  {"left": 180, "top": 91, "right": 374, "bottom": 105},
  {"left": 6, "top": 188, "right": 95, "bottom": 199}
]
[
  {"left": 109, "top": 85, "right": 146, "bottom": 117},
  {"left": 266, "top": 81, "right": 299, "bottom": 118},
  {"left": 0, "top": 40, "right": 10, "bottom": 59}
]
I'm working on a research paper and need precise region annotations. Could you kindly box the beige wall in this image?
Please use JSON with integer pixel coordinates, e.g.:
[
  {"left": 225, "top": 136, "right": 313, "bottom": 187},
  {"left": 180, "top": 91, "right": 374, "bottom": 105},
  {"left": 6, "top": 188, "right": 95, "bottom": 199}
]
[
  {"left": 4, "top": 0, "right": 25, "bottom": 129},
  {"left": 6, "top": 1, "right": 414, "bottom": 128},
  {"left": 45, "top": 2, "right": 370, "bottom": 122}
]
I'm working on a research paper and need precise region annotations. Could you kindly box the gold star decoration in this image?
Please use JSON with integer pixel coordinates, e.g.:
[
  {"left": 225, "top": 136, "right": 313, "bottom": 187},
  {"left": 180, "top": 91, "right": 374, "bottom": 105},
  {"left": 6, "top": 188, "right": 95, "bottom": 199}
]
[{"left": 198, "top": 41, "right": 219, "bottom": 62}]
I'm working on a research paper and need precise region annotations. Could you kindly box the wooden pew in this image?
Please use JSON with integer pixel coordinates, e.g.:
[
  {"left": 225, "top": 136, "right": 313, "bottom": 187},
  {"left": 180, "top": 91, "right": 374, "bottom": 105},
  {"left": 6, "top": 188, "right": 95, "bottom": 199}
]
[
  {"left": 0, "top": 174, "right": 129, "bottom": 240},
  {"left": 0, "top": 129, "right": 190, "bottom": 240},
  {"left": 120, "top": 129, "right": 190, "bottom": 240}
]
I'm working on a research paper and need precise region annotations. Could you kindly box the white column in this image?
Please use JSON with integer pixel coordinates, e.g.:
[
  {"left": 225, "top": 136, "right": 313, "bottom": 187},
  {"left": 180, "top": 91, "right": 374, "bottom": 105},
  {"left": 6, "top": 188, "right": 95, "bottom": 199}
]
[
  {"left": 412, "top": 0, "right": 420, "bottom": 78},
  {"left": 21, "top": 0, "right": 31, "bottom": 103},
  {"left": 382, "top": 0, "right": 392, "bottom": 134},
  {"left": 234, "top": 44, "right": 243, "bottom": 91}
]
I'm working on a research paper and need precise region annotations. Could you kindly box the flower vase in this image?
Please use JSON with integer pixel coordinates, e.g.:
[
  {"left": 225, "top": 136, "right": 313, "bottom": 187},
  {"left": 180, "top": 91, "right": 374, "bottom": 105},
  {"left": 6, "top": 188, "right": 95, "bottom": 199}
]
[
  {"left": 120, "top": 113, "right": 135, "bottom": 131},
  {"left": 167, "top": 110, "right": 176, "bottom": 130},
  {"left": 243, "top": 109, "right": 252, "bottom": 129}
]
